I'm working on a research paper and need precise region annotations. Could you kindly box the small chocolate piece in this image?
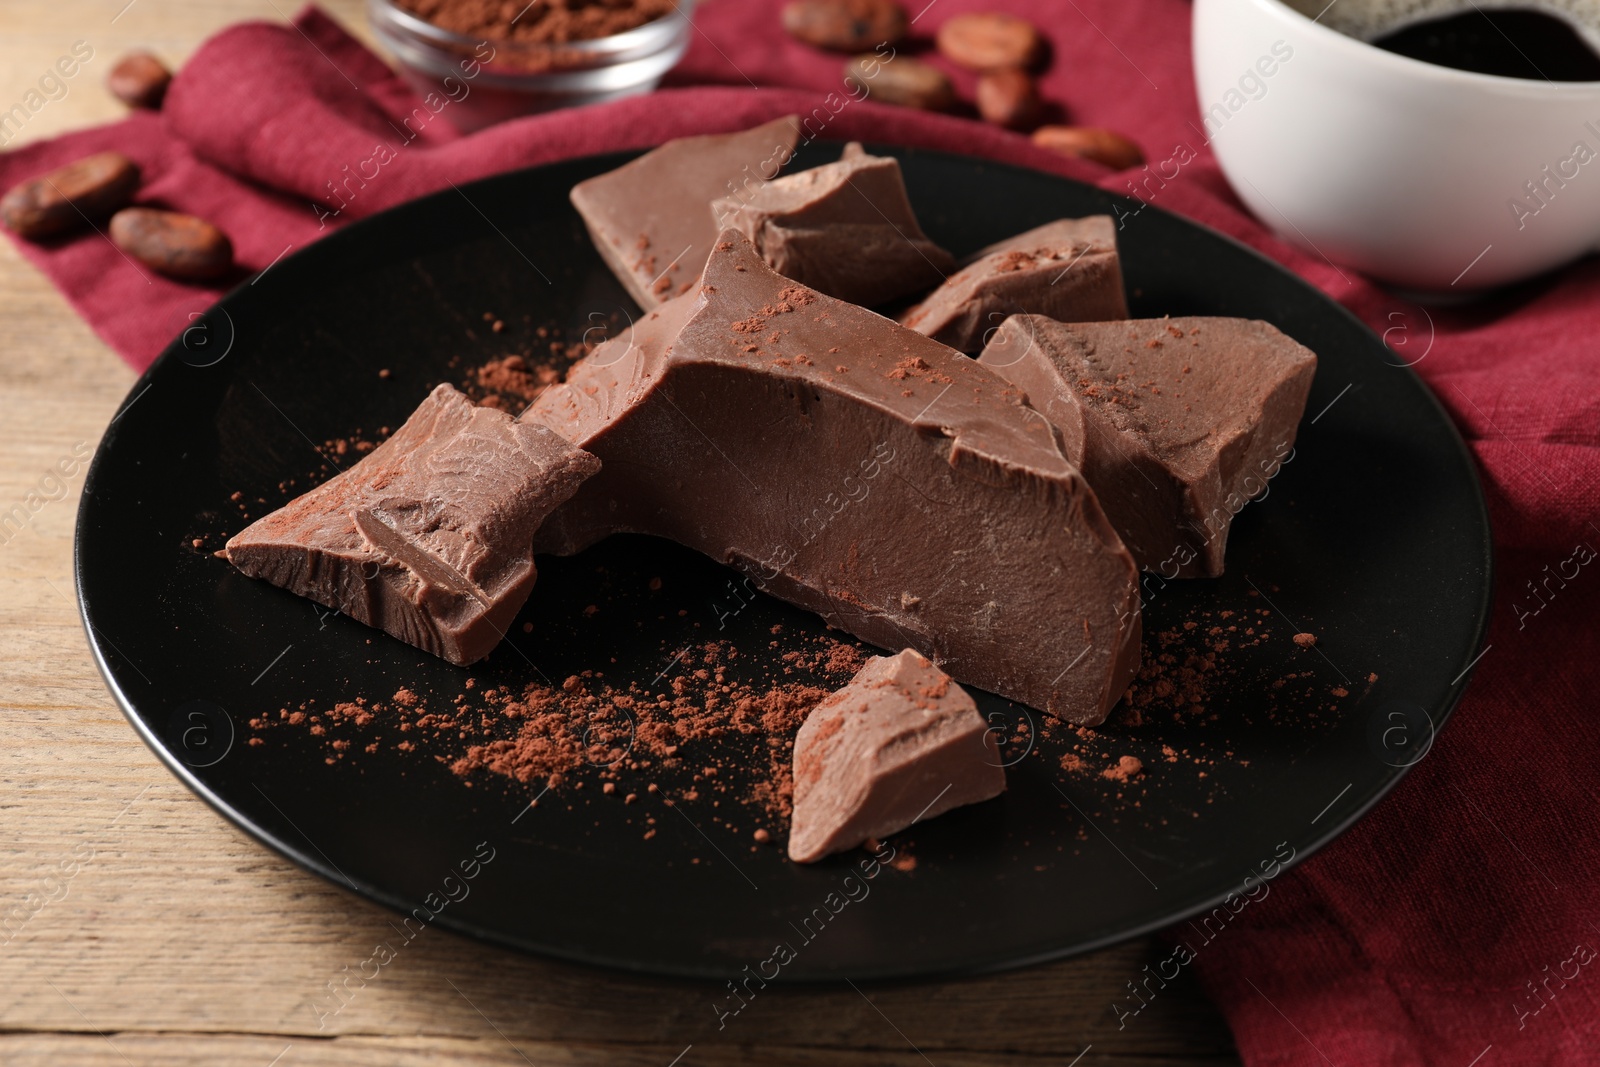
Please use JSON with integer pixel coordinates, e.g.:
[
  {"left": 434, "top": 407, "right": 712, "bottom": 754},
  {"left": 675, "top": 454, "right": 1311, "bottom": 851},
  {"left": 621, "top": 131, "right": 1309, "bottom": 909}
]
[
  {"left": 571, "top": 116, "right": 802, "bottom": 310},
  {"left": 226, "top": 384, "right": 600, "bottom": 665},
  {"left": 782, "top": 0, "right": 908, "bottom": 50},
  {"left": 979, "top": 315, "right": 1317, "bottom": 577},
  {"left": 845, "top": 53, "right": 956, "bottom": 110},
  {"left": 109, "top": 208, "right": 233, "bottom": 281},
  {"left": 936, "top": 12, "right": 1045, "bottom": 71},
  {"left": 711, "top": 142, "right": 955, "bottom": 307},
  {"left": 0, "top": 151, "right": 140, "bottom": 240},
  {"left": 1031, "top": 126, "right": 1145, "bottom": 170},
  {"left": 107, "top": 52, "right": 172, "bottom": 109},
  {"left": 530, "top": 230, "right": 1141, "bottom": 723},
  {"left": 788, "top": 649, "right": 1004, "bottom": 863},
  {"left": 901, "top": 217, "right": 1128, "bottom": 353}
]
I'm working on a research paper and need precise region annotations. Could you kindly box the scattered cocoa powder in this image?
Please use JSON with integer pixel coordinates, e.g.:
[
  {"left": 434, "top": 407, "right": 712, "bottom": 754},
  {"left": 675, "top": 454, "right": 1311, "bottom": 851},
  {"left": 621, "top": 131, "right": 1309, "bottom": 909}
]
[
  {"left": 888, "top": 850, "right": 917, "bottom": 873},
  {"left": 474, "top": 354, "right": 560, "bottom": 408},
  {"left": 455, "top": 317, "right": 605, "bottom": 411},
  {"left": 1103, "top": 755, "right": 1143, "bottom": 781},
  {"left": 249, "top": 635, "right": 870, "bottom": 825}
]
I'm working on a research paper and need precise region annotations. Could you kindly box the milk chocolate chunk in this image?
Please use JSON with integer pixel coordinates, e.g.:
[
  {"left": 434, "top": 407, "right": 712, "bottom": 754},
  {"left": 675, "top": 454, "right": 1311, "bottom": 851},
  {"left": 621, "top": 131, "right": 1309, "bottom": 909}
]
[
  {"left": 979, "top": 315, "right": 1317, "bottom": 577},
  {"left": 226, "top": 384, "right": 600, "bottom": 665},
  {"left": 710, "top": 142, "right": 955, "bottom": 307},
  {"left": 571, "top": 116, "right": 802, "bottom": 310},
  {"left": 530, "top": 230, "right": 1141, "bottom": 723},
  {"left": 788, "top": 649, "right": 1004, "bottom": 863},
  {"left": 900, "top": 217, "right": 1128, "bottom": 352}
]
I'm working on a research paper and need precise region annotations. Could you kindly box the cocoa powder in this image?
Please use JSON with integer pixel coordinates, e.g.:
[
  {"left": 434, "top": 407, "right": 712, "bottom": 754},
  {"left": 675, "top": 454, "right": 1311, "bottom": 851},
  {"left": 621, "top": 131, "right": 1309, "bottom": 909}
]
[
  {"left": 457, "top": 312, "right": 609, "bottom": 411},
  {"left": 247, "top": 633, "right": 868, "bottom": 825},
  {"left": 395, "top": 0, "right": 677, "bottom": 44}
]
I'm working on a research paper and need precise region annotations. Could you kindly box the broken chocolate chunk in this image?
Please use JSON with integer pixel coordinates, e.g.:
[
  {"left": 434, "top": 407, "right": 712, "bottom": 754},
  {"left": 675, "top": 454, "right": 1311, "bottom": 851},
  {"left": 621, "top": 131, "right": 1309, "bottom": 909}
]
[
  {"left": 900, "top": 217, "right": 1128, "bottom": 352},
  {"left": 529, "top": 230, "right": 1141, "bottom": 724},
  {"left": 711, "top": 141, "right": 955, "bottom": 308},
  {"left": 226, "top": 384, "right": 600, "bottom": 665},
  {"left": 979, "top": 315, "right": 1316, "bottom": 577},
  {"left": 571, "top": 116, "right": 802, "bottom": 310},
  {"left": 788, "top": 649, "right": 1005, "bottom": 863}
]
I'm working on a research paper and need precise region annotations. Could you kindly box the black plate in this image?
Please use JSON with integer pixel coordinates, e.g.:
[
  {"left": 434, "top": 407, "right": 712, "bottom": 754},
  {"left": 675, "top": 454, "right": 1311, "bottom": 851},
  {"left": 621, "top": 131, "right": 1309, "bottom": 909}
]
[{"left": 76, "top": 143, "right": 1492, "bottom": 982}]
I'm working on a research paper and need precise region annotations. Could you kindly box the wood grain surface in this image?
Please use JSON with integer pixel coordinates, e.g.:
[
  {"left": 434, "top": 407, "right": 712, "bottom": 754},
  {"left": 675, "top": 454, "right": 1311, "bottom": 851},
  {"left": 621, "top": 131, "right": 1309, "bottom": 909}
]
[{"left": 0, "top": 2, "right": 1242, "bottom": 1063}]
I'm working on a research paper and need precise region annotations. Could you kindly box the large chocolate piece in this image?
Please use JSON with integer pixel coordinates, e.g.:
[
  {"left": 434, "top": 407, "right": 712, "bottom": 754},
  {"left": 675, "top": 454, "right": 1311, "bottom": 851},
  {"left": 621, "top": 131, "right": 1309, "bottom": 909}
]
[
  {"left": 788, "top": 649, "right": 1004, "bottom": 863},
  {"left": 900, "top": 217, "right": 1128, "bottom": 352},
  {"left": 710, "top": 142, "right": 955, "bottom": 308},
  {"left": 226, "top": 384, "right": 600, "bottom": 665},
  {"left": 979, "top": 315, "right": 1317, "bottom": 578},
  {"left": 530, "top": 230, "right": 1141, "bottom": 724},
  {"left": 571, "top": 116, "right": 802, "bottom": 310}
]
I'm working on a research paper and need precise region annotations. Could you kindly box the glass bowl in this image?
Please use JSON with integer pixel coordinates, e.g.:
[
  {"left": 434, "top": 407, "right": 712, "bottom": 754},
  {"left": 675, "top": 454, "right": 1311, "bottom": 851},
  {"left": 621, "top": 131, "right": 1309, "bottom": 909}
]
[{"left": 367, "top": 0, "right": 696, "bottom": 132}]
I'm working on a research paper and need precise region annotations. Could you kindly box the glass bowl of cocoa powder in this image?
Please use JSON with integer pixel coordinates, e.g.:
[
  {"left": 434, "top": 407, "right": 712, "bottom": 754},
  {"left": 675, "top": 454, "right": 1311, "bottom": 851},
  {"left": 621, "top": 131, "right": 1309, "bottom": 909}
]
[{"left": 369, "top": 0, "right": 695, "bottom": 131}]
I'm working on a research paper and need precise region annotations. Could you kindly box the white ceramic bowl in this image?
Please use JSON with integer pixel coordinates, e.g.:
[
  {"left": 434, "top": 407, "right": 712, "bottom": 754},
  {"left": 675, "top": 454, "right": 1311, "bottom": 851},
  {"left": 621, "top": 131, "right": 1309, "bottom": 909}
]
[{"left": 1192, "top": 0, "right": 1600, "bottom": 292}]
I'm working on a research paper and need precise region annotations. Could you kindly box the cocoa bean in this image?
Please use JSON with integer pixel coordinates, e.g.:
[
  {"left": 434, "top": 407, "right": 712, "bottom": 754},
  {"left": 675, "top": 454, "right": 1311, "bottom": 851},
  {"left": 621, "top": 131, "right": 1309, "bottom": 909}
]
[
  {"left": 782, "top": 0, "right": 907, "bottom": 51},
  {"left": 1031, "top": 126, "right": 1145, "bottom": 170},
  {"left": 107, "top": 52, "right": 172, "bottom": 109},
  {"left": 0, "top": 152, "right": 141, "bottom": 240},
  {"left": 976, "top": 68, "right": 1043, "bottom": 130},
  {"left": 936, "top": 12, "right": 1044, "bottom": 71},
  {"left": 846, "top": 53, "right": 955, "bottom": 111},
  {"left": 109, "top": 207, "right": 234, "bottom": 281}
]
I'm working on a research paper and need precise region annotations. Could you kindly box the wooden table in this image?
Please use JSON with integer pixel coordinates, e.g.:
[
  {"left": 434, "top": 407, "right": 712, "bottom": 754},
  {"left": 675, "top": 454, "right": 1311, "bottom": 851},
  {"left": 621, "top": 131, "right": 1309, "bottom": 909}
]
[{"left": 0, "top": 3, "right": 1242, "bottom": 1062}]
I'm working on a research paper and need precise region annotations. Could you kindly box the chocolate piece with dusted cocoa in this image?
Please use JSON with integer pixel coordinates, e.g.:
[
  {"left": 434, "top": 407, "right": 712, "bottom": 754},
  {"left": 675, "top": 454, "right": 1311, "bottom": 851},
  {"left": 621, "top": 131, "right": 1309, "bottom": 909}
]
[
  {"left": 530, "top": 230, "right": 1141, "bottom": 724},
  {"left": 788, "top": 649, "right": 1005, "bottom": 863},
  {"left": 900, "top": 216, "right": 1128, "bottom": 352},
  {"left": 979, "top": 314, "right": 1317, "bottom": 577},
  {"left": 225, "top": 384, "right": 600, "bottom": 665},
  {"left": 711, "top": 142, "right": 955, "bottom": 308},
  {"left": 570, "top": 116, "right": 802, "bottom": 310}
]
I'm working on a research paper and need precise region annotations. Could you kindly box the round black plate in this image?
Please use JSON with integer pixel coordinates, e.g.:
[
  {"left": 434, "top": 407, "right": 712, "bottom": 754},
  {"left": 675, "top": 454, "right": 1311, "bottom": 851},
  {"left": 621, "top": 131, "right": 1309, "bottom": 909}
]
[{"left": 76, "top": 143, "right": 1492, "bottom": 982}]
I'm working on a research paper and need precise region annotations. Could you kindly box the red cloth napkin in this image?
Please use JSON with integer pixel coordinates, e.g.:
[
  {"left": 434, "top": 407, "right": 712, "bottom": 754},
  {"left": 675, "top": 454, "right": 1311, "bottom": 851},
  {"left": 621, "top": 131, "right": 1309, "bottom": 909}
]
[{"left": 6, "top": 3, "right": 1597, "bottom": 1063}]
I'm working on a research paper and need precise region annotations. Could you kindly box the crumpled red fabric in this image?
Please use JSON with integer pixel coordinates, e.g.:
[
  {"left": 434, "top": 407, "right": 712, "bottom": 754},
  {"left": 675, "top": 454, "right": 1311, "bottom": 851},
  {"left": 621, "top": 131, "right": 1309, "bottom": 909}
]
[{"left": 3, "top": 3, "right": 1595, "bottom": 1062}]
